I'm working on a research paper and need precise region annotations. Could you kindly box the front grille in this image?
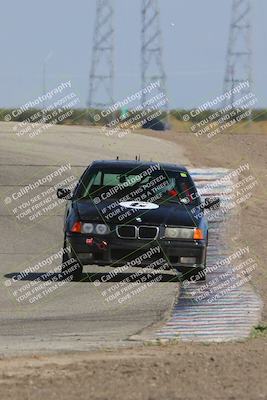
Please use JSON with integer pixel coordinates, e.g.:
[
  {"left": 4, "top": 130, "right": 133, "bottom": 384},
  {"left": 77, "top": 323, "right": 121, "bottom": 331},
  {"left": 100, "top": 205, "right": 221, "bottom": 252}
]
[
  {"left": 116, "top": 225, "right": 159, "bottom": 240},
  {"left": 138, "top": 226, "right": 158, "bottom": 240},
  {"left": 116, "top": 225, "right": 137, "bottom": 239}
]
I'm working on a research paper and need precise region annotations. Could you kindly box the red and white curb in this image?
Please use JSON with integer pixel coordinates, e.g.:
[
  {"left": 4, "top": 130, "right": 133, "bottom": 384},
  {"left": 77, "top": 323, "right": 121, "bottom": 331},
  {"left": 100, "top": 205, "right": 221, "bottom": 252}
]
[{"left": 155, "top": 168, "right": 262, "bottom": 342}]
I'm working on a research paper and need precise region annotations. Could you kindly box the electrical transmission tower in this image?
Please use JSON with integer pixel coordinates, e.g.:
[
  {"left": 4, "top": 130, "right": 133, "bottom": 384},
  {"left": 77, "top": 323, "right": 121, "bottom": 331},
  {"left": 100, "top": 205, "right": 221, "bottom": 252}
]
[
  {"left": 223, "top": 0, "right": 252, "bottom": 109},
  {"left": 141, "top": 0, "right": 168, "bottom": 111},
  {"left": 88, "top": 0, "right": 114, "bottom": 108}
]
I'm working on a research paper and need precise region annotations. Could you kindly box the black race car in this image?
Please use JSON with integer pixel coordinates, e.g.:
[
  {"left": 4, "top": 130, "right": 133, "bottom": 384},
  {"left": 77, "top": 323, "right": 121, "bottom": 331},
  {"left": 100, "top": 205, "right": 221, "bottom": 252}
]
[{"left": 57, "top": 160, "right": 219, "bottom": 282}]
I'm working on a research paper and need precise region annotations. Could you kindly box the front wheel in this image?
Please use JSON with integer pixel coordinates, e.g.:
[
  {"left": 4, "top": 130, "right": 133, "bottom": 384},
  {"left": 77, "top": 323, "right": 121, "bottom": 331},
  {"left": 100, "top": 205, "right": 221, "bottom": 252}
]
[
  {"left": 61, "top": 241, "right": 83, "bottom": 281},
  {"left": 177, "top": 266, "right": 206, "bottom": 282},
  {"left": 187, "top": 267, "right": 206, "bottom": 282}
]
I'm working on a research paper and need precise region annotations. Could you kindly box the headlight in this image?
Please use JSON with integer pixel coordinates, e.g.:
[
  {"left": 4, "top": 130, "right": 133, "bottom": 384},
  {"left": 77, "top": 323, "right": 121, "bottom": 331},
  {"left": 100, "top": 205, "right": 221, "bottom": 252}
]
[
  {"left": 165, "top": 227, "right": 194, "bottom": 239},
  {"left": 72, "top": 222, "right": 110, "bottom": 235},
  {"left": 82, "top": 223, "right": 94, "bottom": 233},
  {"left": 82, "top": 223, "right": 110, "bottom": 234},
  {"left": 95, "top": 224, "right": 109, "bottom": 235}
]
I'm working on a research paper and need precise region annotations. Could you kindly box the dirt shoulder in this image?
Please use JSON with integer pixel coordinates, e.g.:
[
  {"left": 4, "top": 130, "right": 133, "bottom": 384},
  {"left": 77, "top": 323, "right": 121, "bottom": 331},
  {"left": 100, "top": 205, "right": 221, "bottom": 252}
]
[
  {"left": 1, "top": 123, "right": 266, "bottom": 400},
  {"left": 0, "top": 338, "right": 266, "bottom": 400}
]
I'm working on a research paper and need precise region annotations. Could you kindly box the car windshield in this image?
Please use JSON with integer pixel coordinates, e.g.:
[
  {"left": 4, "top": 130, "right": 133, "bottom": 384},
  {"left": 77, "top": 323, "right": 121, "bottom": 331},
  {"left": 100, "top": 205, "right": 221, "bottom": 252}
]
[{"left": 75, "top": 166, "right": 200, "bottom": 206}]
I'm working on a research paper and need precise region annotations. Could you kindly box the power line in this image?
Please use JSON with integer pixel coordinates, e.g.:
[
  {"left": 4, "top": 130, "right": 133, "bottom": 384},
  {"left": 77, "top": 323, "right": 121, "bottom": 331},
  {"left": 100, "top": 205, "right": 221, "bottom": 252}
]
[
  {"left": 88, "top": 0, "right": 114, "bottom": 108},
  {"left": 223, "top": 0, "right": 253, "bottom": 109},
  {"left": 141, "top": 0, "right": 168, "bottom": 111}
]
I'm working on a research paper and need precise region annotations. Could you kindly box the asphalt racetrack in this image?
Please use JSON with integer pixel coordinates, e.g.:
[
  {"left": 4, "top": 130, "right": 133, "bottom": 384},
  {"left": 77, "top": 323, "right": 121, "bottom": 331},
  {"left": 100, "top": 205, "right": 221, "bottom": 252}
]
[
  {"left": 0, "top": 122, "right": 189, "bottom": 355},
  {"left": 0, "top": 122, "right": 261, "bottom": 354}
]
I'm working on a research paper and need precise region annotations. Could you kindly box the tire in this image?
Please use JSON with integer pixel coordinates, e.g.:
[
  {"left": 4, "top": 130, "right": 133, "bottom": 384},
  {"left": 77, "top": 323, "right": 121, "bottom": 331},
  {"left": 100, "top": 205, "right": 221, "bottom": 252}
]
[
  {"left": 204, "top": 232, "right": 209, "bottom": 268},
  {"left": 188, "top": 267, "right": 206, "bottom": 282},
  {"left": 177, "top": 234, "right": 208, "bottom": 282},
  {"left": 61, "top": 240, "right": 83, "bottom": 281},
  {"left": 188, "top": 234, "right": 208, "bottom": 282},
  {"left": 177, "top": 266, "right": 206, "bottom": 282}
]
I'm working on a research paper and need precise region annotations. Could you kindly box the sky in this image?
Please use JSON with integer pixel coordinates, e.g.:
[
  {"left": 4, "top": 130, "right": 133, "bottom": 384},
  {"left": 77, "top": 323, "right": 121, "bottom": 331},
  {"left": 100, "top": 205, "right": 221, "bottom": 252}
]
[{"left": 0, "top": 0, "right": 266, "bottom": 109}]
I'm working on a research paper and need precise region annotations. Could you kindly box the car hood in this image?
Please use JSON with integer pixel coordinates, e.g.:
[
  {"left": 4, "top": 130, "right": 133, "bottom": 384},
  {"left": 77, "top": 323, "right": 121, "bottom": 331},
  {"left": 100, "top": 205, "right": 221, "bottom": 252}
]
[{"left": 75, "top": 199, "right": 199, "bottom": 227}]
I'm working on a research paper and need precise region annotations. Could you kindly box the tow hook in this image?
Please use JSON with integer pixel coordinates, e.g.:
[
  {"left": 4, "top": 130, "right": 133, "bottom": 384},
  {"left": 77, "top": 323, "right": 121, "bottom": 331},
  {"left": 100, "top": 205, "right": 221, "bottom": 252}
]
[{"left": 86, "top": 237, "right": 108, "bottom": 251}]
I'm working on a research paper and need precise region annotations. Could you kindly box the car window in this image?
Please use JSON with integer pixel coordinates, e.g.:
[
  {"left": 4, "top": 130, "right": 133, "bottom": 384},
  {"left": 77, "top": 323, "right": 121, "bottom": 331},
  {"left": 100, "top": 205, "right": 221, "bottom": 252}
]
[{"left": 75, "top": 167, "right": 200, "bottom": 205}]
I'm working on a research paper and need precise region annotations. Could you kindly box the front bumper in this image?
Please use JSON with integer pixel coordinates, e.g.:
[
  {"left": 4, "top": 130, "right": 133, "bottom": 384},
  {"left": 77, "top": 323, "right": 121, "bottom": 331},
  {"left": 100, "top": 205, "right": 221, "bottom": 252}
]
[{"left": 66, "top": 233, "right": 207, "bottom": 270}]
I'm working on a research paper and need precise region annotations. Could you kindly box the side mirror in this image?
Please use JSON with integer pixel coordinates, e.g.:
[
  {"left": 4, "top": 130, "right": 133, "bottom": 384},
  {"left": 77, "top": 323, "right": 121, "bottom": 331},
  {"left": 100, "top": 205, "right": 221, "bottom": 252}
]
[
  {"left": 203, "top": 197, "right": 220, "bottom": 210},
  {"left": 57, "top": 188, "right": 72, "bottom": 199}
]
